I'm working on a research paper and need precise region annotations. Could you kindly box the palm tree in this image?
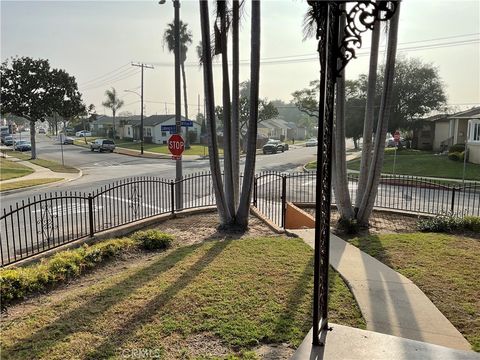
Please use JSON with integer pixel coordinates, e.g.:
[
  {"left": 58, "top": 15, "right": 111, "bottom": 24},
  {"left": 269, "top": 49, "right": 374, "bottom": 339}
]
[
  {"left": 237, "top": 0, "right": 261, "bottom": 228},
  {"left": 231, "top": 0, "right": 241, "bottom": 209},
  {"left": 164, "top": 20, "right": 192, "bottom": 143},
  {"left": 199, "top": 0, "right": 231, "bottom": 225},
  {"left": 357, "top": 2, "right": 402, "bottom": 225},
  {"left": 355, "top": 22, "right": 381, "bottom": 211},
  {"left": 102, "top": 87, "right": 124, "bottom": 139}
]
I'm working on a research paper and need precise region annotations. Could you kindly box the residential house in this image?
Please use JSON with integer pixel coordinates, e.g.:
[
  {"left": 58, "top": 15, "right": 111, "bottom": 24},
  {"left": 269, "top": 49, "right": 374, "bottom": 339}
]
[
  {"left": 412, "top": 114, "right": 446, "bottom": 151},
  {"left": 132, "top": 115, "right": 201, "bottom": 144},
  {"left": 419, "top": 107, "right": 480, "bottom": 164},
  {"left": 258, "top": 117, "right": 306, "bottom": 141}
]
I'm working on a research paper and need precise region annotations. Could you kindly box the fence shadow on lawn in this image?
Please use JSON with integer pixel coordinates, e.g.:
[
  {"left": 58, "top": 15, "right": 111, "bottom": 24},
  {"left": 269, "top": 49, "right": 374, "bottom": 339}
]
[{"left": 2, "top": 243, "right": 206, "bottom": 359}]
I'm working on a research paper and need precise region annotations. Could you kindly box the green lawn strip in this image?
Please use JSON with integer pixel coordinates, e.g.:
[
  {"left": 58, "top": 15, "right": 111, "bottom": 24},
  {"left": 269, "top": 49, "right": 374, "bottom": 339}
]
[
  {"left": 73, "top": 136, "right": 101, "bottom": 147},
  {"left": 5, "top": 151, "right": 79, "bottom": 173},
  {"left": 347, "top": 150, "right": 480, "bottom": 180},
  {"left": 117, "top": 142, "right": 221, "bottom": 156},
  {"left": 0, "top": 237, "right": 364, "bottom": 359},
  {"left": 349, "top": 232, "right": 480, "bottom": 351},
  {"left": 0, "top": 178, "right": 62, "bottom": 192},
  {"left": 0, "top": 158, "right": 34, "bottom": 181}
]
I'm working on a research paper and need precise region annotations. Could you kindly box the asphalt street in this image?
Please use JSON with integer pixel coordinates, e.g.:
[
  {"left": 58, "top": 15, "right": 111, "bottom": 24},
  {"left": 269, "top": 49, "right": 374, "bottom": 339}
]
[{"left": 1, "top": 134, "right": 318, "bottom": 208}]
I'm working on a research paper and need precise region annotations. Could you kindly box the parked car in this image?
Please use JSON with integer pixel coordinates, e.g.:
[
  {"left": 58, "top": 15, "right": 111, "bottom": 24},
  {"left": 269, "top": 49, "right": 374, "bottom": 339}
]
[
  {"left": 262, "top": 140, "right": 288, "bottom": 154},
  {"left": 76, "top": 130, "right": 92, "bottom": 137},
  {"left": 90, "top": 139, "right": 115, "bottom": 152},
  {"left": 386, "top": 137, "right": 406, "bottom": 148},
  {"left": 3, "top": 135, "right": 14, "bottom": 146},
  {"left": 305, "top": 138, "right": 318, "bottom": 147},
  {"left": 63, "top": 136, "right": 75, "bottom": 145},
  {"left": 38, "top": 128, "right": 46, "bottom": 134},
  {"left": 14, "top": 140, "right": 32, "bottom": 152}
]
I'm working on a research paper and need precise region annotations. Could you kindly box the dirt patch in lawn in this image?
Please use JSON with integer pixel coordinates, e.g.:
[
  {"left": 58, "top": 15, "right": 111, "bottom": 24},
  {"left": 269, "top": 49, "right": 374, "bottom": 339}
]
[{"left": 303, "top": 208, "right": 419, "bottom": 237}]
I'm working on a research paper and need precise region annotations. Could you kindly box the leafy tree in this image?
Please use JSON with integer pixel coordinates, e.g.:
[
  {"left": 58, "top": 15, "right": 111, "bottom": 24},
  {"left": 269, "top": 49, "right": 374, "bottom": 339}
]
[
  {"left": 102, "top": 87, "right": 124, "bottom": 139},
  {"left": 0, "top": 57, "right": 82, "bottom": 159}
]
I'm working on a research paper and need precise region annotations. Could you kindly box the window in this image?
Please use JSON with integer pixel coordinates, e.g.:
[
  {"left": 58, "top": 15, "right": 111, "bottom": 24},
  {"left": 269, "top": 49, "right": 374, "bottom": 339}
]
[
  {"left": 127, "top": 127, "right": 131, "bottom": 136},
  {"left": 468, "top": 120, "right": 480, "bottom": 143},
  {"left": 161, "top": 131, "right": 167, "bottom": 137},
  {"left": 144, "top": 127, "right": 152, "bottom": 137}
]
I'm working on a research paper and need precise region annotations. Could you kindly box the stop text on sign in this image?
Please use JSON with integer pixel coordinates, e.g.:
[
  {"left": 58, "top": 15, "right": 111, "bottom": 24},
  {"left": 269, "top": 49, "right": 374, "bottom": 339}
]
[{"left": 168, "top": 134, "right": 185, "bottom": 157}]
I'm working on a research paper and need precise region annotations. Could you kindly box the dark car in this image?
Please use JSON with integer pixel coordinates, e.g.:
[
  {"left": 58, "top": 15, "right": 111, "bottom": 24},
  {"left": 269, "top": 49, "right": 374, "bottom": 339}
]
[
  {"left": 14, "top": 140, "right": 31, "bottom": 152},
  {"left": 90, "top": 139, "right": 116, "bottom": 152},
  {"left": 262, "top": 140, "right": 289, "bottom": 154},
  {"left": 58, "top": 136, "right": 74, "bottom": 145},
  {"left": 3, "top": 135, "right": 14, "bottom": 146}
]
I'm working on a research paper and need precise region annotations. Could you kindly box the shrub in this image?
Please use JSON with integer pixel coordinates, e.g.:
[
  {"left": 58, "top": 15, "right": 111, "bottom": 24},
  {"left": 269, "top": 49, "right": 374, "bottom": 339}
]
[
  {"left": 448, "top": 151, "right": 464, "bottom": 161},
  {"left": 417, "top": 213, "right": 480, "bottom": 233},
  {"left": 448, "top": 143, "right": 465, "bottom": 153},
  {"left": 132, "top": 230, "right": 173, "bottom": 251},
  {"left": 0, "top": 237, "right": 137, "bottom": 309},
  {"left": 463, "top": 216, "right": 480, "bottom": 232}
]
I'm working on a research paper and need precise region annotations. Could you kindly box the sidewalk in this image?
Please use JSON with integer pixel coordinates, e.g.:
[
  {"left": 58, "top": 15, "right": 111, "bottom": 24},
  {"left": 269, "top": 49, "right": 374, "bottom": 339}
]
[
  {"left": 0, "top": 156, "right": 81, "bottom": 188},
  {"left": 290, "top": 229, "right": 473, "bottom": 351}
]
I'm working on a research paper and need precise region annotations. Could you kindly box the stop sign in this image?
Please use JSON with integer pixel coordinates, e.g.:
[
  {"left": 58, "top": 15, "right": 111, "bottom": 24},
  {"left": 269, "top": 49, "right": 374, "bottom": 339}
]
[
  {"left": 394, "top": 131, "right": 400, "bottom": 143},
  {"left": 168, "top": 134, "right": 185, "bottom": 156}
]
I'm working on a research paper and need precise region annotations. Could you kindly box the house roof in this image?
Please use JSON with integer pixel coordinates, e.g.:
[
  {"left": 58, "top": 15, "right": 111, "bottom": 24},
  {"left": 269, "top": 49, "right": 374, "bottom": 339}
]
[
  {"left": 447, "top": 107, "right": 480, "bottom": 120},
  {"left": 423, "top": 114, "right": 448, "bottom": 122}
]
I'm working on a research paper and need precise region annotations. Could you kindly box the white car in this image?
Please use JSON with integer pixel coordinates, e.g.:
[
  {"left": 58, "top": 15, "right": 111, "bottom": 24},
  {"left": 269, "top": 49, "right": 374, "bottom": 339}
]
[
  {"left": 76, "top": 130, "right": 92, "bottom": 137},
  {"left": 305, "top": 138, "right": 318, "bottom": 147}
]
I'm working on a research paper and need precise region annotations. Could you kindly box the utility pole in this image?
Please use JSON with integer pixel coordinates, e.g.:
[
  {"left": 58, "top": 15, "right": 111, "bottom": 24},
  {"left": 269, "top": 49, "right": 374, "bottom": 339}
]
[
  {"left": 131, "top": 62, "right": 153, "bottom": 155},
  {"left": 174, "top": 0, "right": 183, "bottom": 209}
]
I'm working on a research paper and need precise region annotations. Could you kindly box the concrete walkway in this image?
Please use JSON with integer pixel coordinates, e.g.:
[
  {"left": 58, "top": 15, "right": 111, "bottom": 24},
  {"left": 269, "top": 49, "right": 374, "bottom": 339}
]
[
  {"left": 290, "top": 229, "right": 473, "bottom": 351},
  {"left": 292, "top": 324, "right": 479, "bottom": 360},
  {"left": 1, "top": 155, "right": 81, "bottom": 188}
]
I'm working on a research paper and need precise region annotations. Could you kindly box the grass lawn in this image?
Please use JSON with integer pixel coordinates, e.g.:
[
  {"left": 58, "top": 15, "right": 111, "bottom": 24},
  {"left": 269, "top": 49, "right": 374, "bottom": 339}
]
[
  {"left": 5, "top": 151, "right": 79, "bottom": 173},
  {"left": 0, "top": 237, "right": 364, "bottom": 359},
  {"left": 73, "top": 136, "right": 100, "bottom": 147},
  {"left": 347, "top": 149, "right": 480, "bottom": 180},
  {"left": 0, "top": 158, "right": 34, "bottom": 181},
  {"left": 117, "top": 141, "right": 222, "bottom": 156},
  {"left": 0, "top": 178, "right": 62, "bottom": 192},
  {"left": 349, "top": 232, "right": 480, "bottom": 352}
]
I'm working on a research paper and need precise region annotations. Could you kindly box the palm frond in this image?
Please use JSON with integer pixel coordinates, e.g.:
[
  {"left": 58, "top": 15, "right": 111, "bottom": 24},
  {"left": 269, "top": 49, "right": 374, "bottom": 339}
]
[{"left": 302, "top": 8, "right": 317, "bottom": 41}]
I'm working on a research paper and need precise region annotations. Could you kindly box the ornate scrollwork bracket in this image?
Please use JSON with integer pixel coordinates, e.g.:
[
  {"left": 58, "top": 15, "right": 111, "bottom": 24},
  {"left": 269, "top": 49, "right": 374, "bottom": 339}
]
[
  {"left": 307, "top": 1, "right": 398, "bottom": 76},
  {"left": 37, "top": 203, "right": 58, "bottom": 241},
  {"left": 129, "top": 184, "right": 142, "bottom": 216}
]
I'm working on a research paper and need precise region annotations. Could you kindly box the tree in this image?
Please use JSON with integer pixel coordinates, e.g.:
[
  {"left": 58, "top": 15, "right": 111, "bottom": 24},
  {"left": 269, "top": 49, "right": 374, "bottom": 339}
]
[
  {"left": 164, "top": 20, "right": 193, "bottom": 144},
  {"left": 102, "top": 87, "right": 124, "bottom": 139},
  {"left": 357, "top": 2, "right": 402, "bottom": 225},
  {"left": 199, "top": 0, "right": 261, "bottom": 229},
  {"left": 215, "top": 81, "right": 278, "bottom": 143},
  {"left": 0, "top": 57, "right": 82, "bottom": 159},
  {"left": 291, "top": 81, "right": 320, "bottom": 119}
]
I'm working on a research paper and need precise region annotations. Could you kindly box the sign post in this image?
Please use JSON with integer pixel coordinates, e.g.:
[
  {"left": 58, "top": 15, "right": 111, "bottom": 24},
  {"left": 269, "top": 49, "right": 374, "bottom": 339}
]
[
  {"left": 393, "top": 131, "right": 400, "bottom": 176},
  {"left": 168, "top": 134, "right": 185, "bottom": 160}
]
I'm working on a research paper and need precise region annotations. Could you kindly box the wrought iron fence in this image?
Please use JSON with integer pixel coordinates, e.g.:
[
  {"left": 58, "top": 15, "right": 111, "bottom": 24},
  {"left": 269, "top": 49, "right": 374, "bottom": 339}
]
[
  {"left": 254, "top": 171, "right": 480, "bottom": 228},
  {"left": 0, "top": 172, "right": 215, "bottom": 267},
  {"left": 1, "top": 171, "right": 479, "bottom": 266}
]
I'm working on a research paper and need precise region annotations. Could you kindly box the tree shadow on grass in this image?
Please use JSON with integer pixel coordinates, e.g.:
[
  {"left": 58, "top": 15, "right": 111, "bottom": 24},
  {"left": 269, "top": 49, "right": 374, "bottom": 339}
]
[
  {"left": 84, "top": 239, "right": 231, "bottom": 359},
  {"left": 3, "top": 244, "right": 204, "bottom": 359},
  {"left": 272, "top": 257, "right": 313, "bottom": 344}
]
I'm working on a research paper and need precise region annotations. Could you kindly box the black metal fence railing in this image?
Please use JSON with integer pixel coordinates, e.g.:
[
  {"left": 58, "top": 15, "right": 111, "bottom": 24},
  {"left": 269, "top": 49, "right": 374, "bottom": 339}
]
[
  {"left": 253, "top": 171, "right": 480, "bottom": 228},
  {"left": 1, "top": 171, "right": 479, "bottom": 266}
]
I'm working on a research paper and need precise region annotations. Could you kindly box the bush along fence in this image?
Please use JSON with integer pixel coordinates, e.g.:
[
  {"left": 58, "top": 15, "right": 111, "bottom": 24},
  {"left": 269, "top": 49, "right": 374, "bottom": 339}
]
[{"left": 1, "top": 171, "right": 479, "bottom": 266}]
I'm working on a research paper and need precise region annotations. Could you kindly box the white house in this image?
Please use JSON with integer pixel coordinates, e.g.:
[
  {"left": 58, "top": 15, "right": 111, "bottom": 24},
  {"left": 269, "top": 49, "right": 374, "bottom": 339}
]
[{"left": 132, "top": 115, "right": 201, "bottom": 144}]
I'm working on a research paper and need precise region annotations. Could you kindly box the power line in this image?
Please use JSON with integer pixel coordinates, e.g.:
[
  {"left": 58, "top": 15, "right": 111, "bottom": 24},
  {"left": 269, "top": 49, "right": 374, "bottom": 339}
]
[
  {"left": 78, "top": 63, "right": 130, "bottom": 86},
  {"left": 80, "top": 67, "right": 139, "bottom": 90},
  {"left": 81, "top": 69, "right": 141, "bottom": 91}
]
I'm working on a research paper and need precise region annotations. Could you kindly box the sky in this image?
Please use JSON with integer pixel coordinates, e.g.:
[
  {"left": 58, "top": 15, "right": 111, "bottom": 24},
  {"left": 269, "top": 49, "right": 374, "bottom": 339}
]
[{"left": 1, "top": 0, "right": 479, "bottom": 118}]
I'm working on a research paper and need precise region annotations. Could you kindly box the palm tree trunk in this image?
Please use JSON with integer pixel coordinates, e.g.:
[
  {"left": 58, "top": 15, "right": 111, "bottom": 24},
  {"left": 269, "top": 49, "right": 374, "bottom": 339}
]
[
  {"left": 218, "top": 1, "right": 235, "bottom": 219},
  {"left": 112, "top": 109, "right": 116, "bottom": 139},
  {"left": 199, "top": 0, "right": 231, "bottom": 225},
  {"left": 181, "top": 61, "right": 189, "bottom": 146},
  {"left": 333, "top": 8, "right": 354, "bottom": 221},
  {"left": 357, "top": 3, "right": 401, "bottom": 225},
  {"left": 355, "top": 22, "right": 381, "bottom": 211},
  {"left": 29, "top": 120, "right": 36, "bottom": 159},
  {"left": 231, "top": 0, "right": 241, "bottom": 209},
  {"left": 237, "top": 0, "right": 260, "bottom": 228}
]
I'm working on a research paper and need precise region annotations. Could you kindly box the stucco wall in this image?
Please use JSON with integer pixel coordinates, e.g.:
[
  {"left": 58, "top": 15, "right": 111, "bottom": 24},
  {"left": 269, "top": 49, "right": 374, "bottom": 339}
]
[
  {"left": 467, "top": 143, "right": 480, "bottom": 164},
  {"left": 433, "top": 121, "right": 449, "bottom": 151}
]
